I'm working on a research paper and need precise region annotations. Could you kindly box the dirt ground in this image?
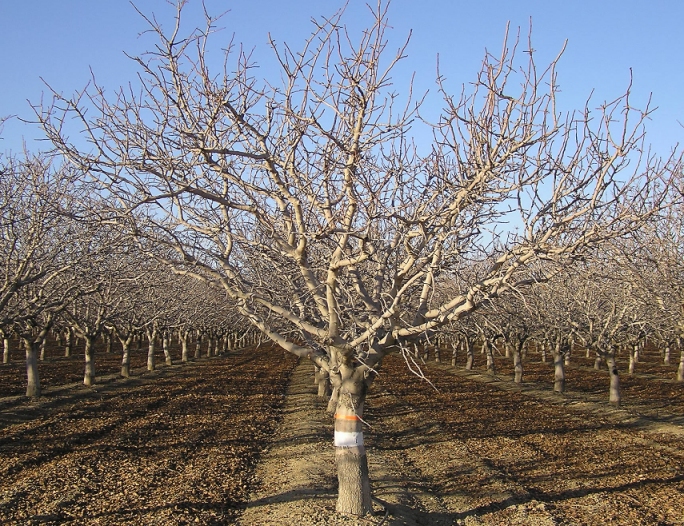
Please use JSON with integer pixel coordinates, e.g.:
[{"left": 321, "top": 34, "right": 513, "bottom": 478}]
[{"left": 1, "top": 343, "right": 683, "bottom": 525}]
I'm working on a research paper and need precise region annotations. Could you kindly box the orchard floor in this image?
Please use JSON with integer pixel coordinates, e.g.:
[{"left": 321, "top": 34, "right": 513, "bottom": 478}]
[{"left": 1, "top": 347, "right": 683, "bottom": 525}]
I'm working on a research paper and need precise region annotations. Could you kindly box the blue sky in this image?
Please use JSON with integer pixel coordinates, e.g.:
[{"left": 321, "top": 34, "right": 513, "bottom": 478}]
[{"left": 0, "top": 0, "right": 681, "bottom": 158}]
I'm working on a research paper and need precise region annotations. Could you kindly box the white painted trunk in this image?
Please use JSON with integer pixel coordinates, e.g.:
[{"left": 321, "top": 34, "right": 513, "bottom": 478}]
[
  {"left": 64, "top": 328, "right": 73, "bottom": 357},
  {"left": 677, "top": 349, "right": 684, "bottom": 382},
  {"left": 3, "top": 337, "right": 10, "bottom": 363},
  {"left": 553, "top": 350, "right": 565, "bottom": 393},
  {"left": 163, "top": 335, "right": 173, "bottom": 365},
  {"left": 195, "top": 334, "right": 202, "bottom": 359},
  {"left": 181, "top": 333, "right": 189, "bottom": 362},
  {"left": 513, "top": 348, "right": 523, "bottom": 383},
  {"left": 607, "top": 355, "right": 621, "bottom": 405},
  {"left": 121, "top": 341, "right": 131, "bottom": 378},
  {"left": 147, "top": 339, "right": 156, "bottom": 371},
  {"left": 83, "top": 336, "right": 95, "bottom": 386},
  {"left": 24, "top": 339, "right": 41, "bottom": 398},
  {"left": 664, "top": 346, "right": 671, "bottom": 365}
]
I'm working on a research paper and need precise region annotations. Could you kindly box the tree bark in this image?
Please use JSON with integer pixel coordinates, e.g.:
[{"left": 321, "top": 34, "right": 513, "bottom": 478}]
[
  {"left": 121, "top": 340, "right": 131, "bottom": 378},
  {"left": 163, "top": 333, "right": 173, "bottom": 365},
  {"left": 607, "top": 354, "right": 621, "bottom": 405},
  {"left": 180, "top": 331, "right": 189, "bottom": 362},
  {"left": 465, "top": 338, "right": 473, "bottom": 370},
  {"left": 513, "top": 346, "right": 523, "bottom": 383},
  {"left": 24, "top": 339, "right": 41, "bottom": 398},
  {"left": 83, "top": 335, "right": 96, "bottom": 386},
  {"left": 3, "top": 333, "right": 10, "bottom": 364},
  {"left": 331, "top": 364, "right": 372, "bottom": 516},
  {"left": 64, "top": 327, "right": 73, "bottom": 357},
  {"left": 195, "top": 333, "right": 202, "bottom": 359},
  {"left": 553, "top": 347, "right": 565, "bottom": 393},
  {"left": 677, "top": 348, "right": 684, "bottom": 382},
  {"left": 485, "top": 340, "right": 496, "bottom": 374},
  {"left": 147, "top": 336, "right": 156, "bottom": 371}
]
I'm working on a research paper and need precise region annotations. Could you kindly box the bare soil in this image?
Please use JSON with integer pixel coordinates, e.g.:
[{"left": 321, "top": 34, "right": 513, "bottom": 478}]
[{"left": 1, "top": 343, "right": 683, "bottom": 525}]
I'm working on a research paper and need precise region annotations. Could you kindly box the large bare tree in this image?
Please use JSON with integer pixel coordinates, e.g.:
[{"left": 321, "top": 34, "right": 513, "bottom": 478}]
[{"left": 36, "top": 2, "right": 675, "bottom": 515}]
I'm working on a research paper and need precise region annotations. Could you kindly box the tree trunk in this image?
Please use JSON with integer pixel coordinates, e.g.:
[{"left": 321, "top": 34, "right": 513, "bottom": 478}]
[
  {"left": 24, "top": 339, "right": 41, "bottom": 398},
  {"left": 39, "top": 338, "right": 46, "bottom": 361},
  {"left": 485, "top": 340, "right": 496, "bottom": 374},
  {"left": 83, "top": 336, "right": 96, "bottom": 386},
  {"left": 513, "top": 346, "right": 523, "bottom": 383},
  {"left": 64, "top": 327, "right": 73, "bottom": 357},
  {"left": 121, "top": 340, "right": 131, "bottom": 378},
  {"left": 181, "top": 331, "right": 189, "bottom": 362},
  {"left": 3, "top": 334, "right": 10, "bottom": 363},
  {"left": 664, "top": 345, "right": 671, "bottom": 365},
  {"left": 553, "top": 347, "right": 565, "bottom": 393},
  {"left": 316, "top": 368, "right": 332, "bottom": 397},
  {"left": 540, "top": 343, "right": 547, "bottom": 363},
  {"left": 332, "top": 366, "right": 372, "bottom": 516},
  {"left": 106, "top": 331, "right": 113, "bottom": 354},
  {"left": 628, "top": 346, "right": 636, "bottom": 374},
  {"left": 564, "top": 346, "right": 571, "bottom": 365},
  {"left": 163, "top": 334, "right": 173, "bottom": 365},
  {"left": 677, "top": 348, "right": 684, "bottom": 382},
  {"left": 195, "top": 334, "right": 202, "bottom": 359},
  {"left": 465, "top": 338, "right": 473, "bottom": 370},
  {"left": 607, "top": 354, "right": 621, "bottom": 405},
  {"left": 451, "top": 342, "right": 457, "bottom": 366},
  {"left": 147, "top": 334, "right": 156, "bottom": 371},
  {"left": 594, "top": 353, "right": 603, "bottom": 370}
]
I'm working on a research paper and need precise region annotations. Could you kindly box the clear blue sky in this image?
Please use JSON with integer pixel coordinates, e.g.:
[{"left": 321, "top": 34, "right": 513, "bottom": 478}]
[{"left": 1, "top": 0, "right": 681, "bottom": 157}]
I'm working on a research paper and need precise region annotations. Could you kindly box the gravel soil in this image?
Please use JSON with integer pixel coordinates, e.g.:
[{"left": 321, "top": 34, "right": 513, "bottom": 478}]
[{"left": 1, "top": 343, "right": 683, "bottom": 525}]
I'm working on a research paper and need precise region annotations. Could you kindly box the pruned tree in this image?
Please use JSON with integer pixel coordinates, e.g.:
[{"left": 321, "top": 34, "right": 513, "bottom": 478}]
[
  {"left": 35, "top": 2, "right": 675, "bottom": 515},
  {"left": 0, "top": 152, "right": 86, "bottom": 396}
]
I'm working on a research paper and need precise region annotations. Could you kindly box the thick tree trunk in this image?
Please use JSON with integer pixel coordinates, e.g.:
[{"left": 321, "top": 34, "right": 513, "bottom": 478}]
[
  {"left": 333, "top": 369, "right": 372, "bottom": 516},
  {"left": 540, "top": 343, "right": 547, "bottom": 363},
  {"left": 121, "top": 341, "right": 131, "bottom": 378},
  {"left": 664, "top": 345, "right": 671, "bottom": 365},
  {"left": 83, "top": 336, "right": 96, "bottom": 386},
  {"left": 513, "top": 347, "right": 523, "bottom": 383},
  {"left": 39, "top": 338, "right": 46, "bottom": 361},
  {"left": 64, "top": 327, "right": 73, "bottom": 357},
  {"left": 147, "top": 337, "right": 156, "bottom": 371},
  {"left": 553, "top": 349, "right": 565, "bottom": 393},
  {"left": 163, "top": 334, "right": 173, "bottom": 365},
  {"left": 316, "top": 368, "right": 332, "bottom": 397},
  {"left": 3, "top": 334, "right": 10, "bottom": 363},
  {"left": 24, "top": 339, "right": 41, "bottom": 398},
  {"left": 465, "top": 338, "right": 473, "bottom": 370},
  {"left": 607, "top": 354, "right": 621, "bottom": 405},
  {"left": 628, "top": 346, "right": 636, "bottom": 374},
  {"left": 181, "top": 332, "right": 189, "bottom": 362},
  {"left": 106, "top": 331, "right": 113, "bottom": 354},
  {"left": 677, "top": 349, "right": 684, "bottom": 382},
  {"left": 485, "top": 340, "right": 496, "bottom": 374},
  {"left": 594, "top": 353, "right": 603, "bottom": 370},
  {"left": 195, "top": 334, "right": 202, "bottom": 359}
]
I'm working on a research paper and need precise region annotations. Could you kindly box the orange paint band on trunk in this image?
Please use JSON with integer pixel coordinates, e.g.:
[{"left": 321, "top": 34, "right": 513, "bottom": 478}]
[{"left": 334, "top": 413, "right": 361, "bottom": 421}]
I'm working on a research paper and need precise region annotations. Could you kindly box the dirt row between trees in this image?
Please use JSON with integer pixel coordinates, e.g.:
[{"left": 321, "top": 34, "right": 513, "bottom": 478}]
[
  {"left": 240, "top": 355, "right": 684, "bottom": 525},
  {"left": 0, "top": 349, "right": 299, "bottom": 525},
  {"left": 1, "top": 348, "right": 684, "bottom": 525}
]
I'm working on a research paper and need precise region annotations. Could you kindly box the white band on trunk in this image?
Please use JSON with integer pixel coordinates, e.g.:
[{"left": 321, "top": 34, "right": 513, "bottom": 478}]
[{"left": 334, "top": 430, "right": 364, "bottom": 447}]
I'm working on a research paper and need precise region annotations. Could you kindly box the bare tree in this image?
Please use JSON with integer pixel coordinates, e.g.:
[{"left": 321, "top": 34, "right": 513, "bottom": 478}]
[
  {"left": 0, "top": 152, "right": 86, "bottom": 396},
  {"left": 36, "top": 2, "right": 675, "bottom": 515}
]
